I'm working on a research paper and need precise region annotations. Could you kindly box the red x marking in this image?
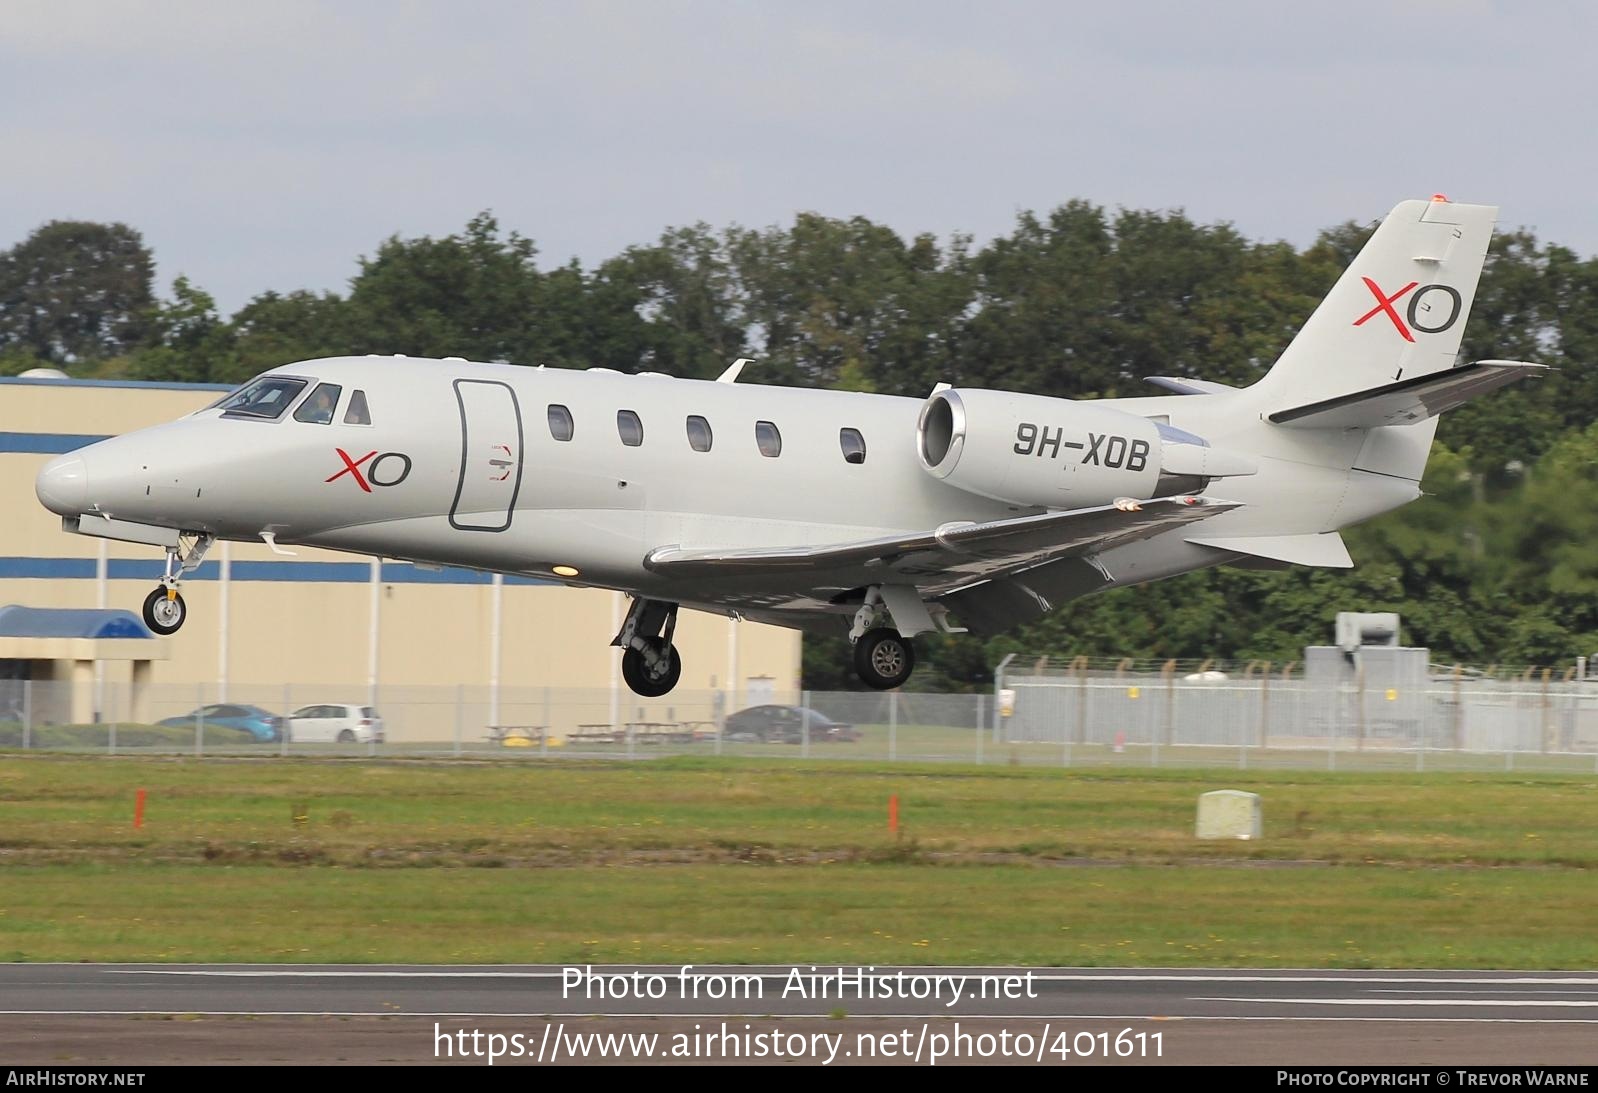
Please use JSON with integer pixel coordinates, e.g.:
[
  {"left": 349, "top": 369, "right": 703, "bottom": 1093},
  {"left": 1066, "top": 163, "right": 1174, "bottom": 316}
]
[
  {"left": 1353, "top": 277, "right": 1419, "bottom": 342},
  {"left": 326, "top": 448, "right": 377, "bottom": 492}
]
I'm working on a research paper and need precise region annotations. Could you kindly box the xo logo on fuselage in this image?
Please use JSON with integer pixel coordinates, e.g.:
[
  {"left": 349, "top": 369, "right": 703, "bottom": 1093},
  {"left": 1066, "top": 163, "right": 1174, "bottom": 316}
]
[
  {"left": 326, "top": 448, "right": 412, "bottom": 492},
  {"left": 1353, "top": 277, "right": 1462, "bottom": 343}
]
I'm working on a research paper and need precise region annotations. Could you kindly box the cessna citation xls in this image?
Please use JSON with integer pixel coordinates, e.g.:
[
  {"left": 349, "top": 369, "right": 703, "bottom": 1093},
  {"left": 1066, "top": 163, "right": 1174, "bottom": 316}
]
[{"left": 35, "top": 197, "right": 1545, "bottom": 694}]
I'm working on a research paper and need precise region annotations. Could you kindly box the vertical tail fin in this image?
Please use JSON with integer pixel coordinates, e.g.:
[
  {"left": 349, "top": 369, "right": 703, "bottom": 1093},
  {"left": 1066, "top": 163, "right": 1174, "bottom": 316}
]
[{"left": 1252, "top": 197, "right": 1496, "bottom": 409}]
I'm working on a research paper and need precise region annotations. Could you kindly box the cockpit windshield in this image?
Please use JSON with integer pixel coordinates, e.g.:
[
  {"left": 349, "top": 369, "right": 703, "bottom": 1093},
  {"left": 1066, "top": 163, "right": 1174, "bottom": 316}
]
[{"left": 214, "top": 376, "right": 309, "bottom": 420}]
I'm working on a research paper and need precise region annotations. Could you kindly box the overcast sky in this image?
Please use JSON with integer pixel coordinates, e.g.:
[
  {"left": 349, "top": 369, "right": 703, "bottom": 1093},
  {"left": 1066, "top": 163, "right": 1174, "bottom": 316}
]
[{"left": 3, "top": 0, "right": 1593, "bottom": 313}]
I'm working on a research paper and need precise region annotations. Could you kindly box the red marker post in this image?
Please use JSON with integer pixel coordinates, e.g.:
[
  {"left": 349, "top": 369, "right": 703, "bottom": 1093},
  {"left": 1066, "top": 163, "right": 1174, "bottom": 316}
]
[
  {"left": 134, "top": 788, "right": 146, "bottom": 830},
  {"left": 888, "top": 793, "right": 899, "bottom": 836}
]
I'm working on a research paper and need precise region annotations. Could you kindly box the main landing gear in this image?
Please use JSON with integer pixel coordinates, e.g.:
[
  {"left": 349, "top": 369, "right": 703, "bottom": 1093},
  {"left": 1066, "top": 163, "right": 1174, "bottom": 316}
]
[
  {"left": 614, "top": 598, "right": 682, "bottom": 697},
  {"left": 854, "top": 627, "right": 915, "bottom": 690},
  {"left": 848, "top": 587, "right": 917, "bottom": 690},
  {"left": 140, "top": 533, "right": 213, "bottom": 636}
]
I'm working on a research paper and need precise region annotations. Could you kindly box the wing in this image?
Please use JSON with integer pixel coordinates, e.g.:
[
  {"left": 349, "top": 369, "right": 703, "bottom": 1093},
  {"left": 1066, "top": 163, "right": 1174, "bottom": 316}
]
[{"left": 644, "top": 495, "right": 1238, "bottom": 604}]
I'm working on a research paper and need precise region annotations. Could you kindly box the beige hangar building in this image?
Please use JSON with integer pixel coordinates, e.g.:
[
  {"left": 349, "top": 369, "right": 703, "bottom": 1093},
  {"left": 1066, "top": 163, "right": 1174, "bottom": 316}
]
[{"left": 0, "top": 374, "right": 802, "bottom": 741}]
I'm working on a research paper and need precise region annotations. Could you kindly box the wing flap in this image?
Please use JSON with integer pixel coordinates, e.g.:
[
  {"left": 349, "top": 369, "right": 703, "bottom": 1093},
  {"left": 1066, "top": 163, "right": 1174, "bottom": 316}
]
[{"left": 1267, "top": 359, "right": 1548, "bottom": 429}]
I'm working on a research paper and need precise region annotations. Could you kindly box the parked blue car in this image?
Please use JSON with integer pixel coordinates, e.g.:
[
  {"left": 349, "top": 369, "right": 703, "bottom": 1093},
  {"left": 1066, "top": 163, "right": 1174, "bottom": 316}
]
[{"left": 157, "top": 703, "right": 281, "bottom": 742}]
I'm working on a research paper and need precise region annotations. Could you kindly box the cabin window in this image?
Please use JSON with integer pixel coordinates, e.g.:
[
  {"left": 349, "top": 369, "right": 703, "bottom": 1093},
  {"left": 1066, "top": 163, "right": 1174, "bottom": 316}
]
[
  {"left": 293, "top": 382, "right": 343, "bottom": 424},
  {"left": 839, "top": 427, "right": 867, "bottom": 464},
  {"left": 547, "top": 404, "right": 575, "bottom": 442},
  {"left": 343, "top": 389, "right": 372, "bottom": 425},
  {"left": 755, "top": 420, "right": 782, "bottom": 458},
  {"left": 686, "top": 415, "right": 713, "bottom": 452},
  {"left": 217, "top": 376, "right": 308, "bottom": 421},
  {"left": 617, "top": 409, "right": 644, "bottom": 447}
]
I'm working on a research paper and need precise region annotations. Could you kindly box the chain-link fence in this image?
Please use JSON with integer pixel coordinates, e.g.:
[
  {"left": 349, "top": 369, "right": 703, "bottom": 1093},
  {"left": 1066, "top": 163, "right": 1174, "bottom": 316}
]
[
  {"left": 2, "top": 670, "right": 1596, "bottom": 772},
  {"left": 998, "top": 660, "right": 1598, "bottom": 772}
]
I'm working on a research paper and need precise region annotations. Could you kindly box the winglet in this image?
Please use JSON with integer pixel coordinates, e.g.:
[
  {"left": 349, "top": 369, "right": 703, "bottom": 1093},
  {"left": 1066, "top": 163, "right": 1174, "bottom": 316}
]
[{"left": 717, "top": 357, "right": 753, "bottom": 384}]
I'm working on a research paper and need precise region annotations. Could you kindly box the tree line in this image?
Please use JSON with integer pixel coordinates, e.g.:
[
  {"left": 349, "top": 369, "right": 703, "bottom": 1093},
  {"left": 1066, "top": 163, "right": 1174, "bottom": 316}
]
[{"left": 3, "top": 205, "right": 1595, "bottom": 687}]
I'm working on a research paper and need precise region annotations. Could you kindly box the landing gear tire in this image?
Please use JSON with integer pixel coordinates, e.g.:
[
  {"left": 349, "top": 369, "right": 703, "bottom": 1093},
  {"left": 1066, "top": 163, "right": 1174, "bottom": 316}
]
[
  {"left": 622, "top": 636, "right": 683, "bottom": 697},
  {"left": 142, "top": 587, "right": 186, "bottom": 635},
  {"left": 854, "top": 627, "right": 914, "bottom": 690}
]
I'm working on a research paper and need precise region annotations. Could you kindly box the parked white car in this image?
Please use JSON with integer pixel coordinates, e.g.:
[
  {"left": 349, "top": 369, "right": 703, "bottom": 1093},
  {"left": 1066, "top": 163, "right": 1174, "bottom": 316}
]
[{"left": 285, "top": 704, "right": 385, "bottom": 744}]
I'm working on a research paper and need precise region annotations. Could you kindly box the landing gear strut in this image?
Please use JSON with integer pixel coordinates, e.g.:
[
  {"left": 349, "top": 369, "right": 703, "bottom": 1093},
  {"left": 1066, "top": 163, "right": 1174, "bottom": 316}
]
[
  {"left": 141, "top": 533, "right": 213, "bottom": 636},
  {"left": 614, "top": 598, "right": 682, "bottom": 697}
]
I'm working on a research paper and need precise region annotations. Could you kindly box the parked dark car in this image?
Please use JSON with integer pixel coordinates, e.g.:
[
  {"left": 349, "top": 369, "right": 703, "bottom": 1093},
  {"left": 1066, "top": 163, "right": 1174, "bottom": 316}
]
[
  {"left": 723, "top": 705, "right": 859, "bottom": 744},
  {"left": 157, "top": 703, "right": 281, "bottom": 742}
]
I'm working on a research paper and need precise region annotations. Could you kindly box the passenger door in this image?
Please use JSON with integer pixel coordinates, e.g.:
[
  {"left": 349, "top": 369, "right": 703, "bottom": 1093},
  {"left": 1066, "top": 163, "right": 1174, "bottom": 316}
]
[{"left": 449, "top": 379, "right": 524, "bottom": 532}]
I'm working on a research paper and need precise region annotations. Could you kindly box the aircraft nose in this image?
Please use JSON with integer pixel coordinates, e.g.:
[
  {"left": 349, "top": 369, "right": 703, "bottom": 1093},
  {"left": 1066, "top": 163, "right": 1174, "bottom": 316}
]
[{"left": 35, "top": 453, "right": 88, "bottom": 515}]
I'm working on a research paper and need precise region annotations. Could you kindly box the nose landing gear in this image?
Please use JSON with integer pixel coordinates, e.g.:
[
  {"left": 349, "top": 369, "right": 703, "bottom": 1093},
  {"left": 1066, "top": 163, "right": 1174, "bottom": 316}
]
[
  {"left": 142, "top": 586, "right": 186, "bottom": 635},
  {"left": 140, "top": 533, "right": 213, "bottom": 636}
]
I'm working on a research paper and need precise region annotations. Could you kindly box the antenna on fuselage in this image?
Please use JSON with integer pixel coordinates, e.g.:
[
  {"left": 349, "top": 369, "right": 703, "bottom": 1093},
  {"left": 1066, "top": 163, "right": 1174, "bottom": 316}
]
[{"left": 717, "top": 357, "right": 754, "bottom": 384}]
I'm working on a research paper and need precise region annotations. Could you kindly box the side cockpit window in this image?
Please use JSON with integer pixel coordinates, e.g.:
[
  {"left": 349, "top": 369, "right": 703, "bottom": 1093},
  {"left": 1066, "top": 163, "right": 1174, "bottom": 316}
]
[
  {"left": 217, "top": 376, "right": 308, "bottom": 421},
  {"left": 343, "top": 389, "right": 372, "bottom": 425},
  {"left": 293, "top": 382, "right": 343, "bottom": 424}
]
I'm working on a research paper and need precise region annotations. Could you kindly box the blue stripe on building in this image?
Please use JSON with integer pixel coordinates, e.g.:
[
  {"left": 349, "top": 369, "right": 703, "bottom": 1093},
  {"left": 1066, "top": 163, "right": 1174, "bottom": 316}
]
[
  {"left": 0, "top": 432, "right": 112, "bottom": 454},
  {"left": 0, "top": 557, "right": 550, "bottom": 586}
]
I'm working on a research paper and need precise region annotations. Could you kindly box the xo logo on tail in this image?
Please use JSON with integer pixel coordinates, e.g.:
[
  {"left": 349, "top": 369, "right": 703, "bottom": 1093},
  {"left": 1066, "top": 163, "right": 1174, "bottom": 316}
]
[
  {"left": 1354, "top": 278, "right": 1462, "bottom": 342},
  {"left": 326, "top": 448, "right": 411, "bottom": 492}
]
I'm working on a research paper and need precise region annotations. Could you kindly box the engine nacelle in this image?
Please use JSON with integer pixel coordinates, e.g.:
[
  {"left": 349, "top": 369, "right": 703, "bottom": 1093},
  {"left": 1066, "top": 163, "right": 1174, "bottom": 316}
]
[{"left": 916, "top": 389, "right": 1254, "bottom": 509}]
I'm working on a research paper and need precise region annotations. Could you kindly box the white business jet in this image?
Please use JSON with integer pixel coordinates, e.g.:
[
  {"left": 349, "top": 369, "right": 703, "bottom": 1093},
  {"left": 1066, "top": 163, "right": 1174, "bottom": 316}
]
[{"left": 35, "top": 197, "right": 1544, "bottom": 694}]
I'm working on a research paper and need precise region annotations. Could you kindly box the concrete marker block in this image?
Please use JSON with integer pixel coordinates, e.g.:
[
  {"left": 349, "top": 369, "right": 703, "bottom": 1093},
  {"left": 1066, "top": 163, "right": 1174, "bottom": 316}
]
[{"left": 1196, "top": 789, "right": 1262, "bottom": 840}]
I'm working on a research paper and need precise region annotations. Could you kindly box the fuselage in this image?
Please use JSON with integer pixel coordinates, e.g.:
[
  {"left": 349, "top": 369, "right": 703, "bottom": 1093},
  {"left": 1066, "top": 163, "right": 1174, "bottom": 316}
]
[{"left": 35, "top": 354, "right": 1427, "bottom": 626}]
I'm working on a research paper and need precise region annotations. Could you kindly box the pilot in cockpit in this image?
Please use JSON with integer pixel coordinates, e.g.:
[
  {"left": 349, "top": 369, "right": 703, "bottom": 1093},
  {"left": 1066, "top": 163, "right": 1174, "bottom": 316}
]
[{"left": 301, "top": 387, "right": 336, "bottom": 424}]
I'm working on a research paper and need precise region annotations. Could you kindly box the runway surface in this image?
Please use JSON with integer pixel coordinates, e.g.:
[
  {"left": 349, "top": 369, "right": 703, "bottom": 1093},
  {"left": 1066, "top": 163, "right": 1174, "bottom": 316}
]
[{"left": 4, "top": 964, "right": 1596, "bottom": 1065}]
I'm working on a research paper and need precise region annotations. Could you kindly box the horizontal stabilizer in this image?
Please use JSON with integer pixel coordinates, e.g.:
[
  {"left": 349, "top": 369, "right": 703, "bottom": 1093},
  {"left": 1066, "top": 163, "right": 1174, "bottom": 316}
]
[
  {"left": 1186, "top": 531, "right": 1353, "bottom": 569},
  {"left": 1267, "top": 359, "right": 1549, "bottom": 429},
  {"left": 1144, "top": 376, "right": 1239, "bottom": 395}
]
